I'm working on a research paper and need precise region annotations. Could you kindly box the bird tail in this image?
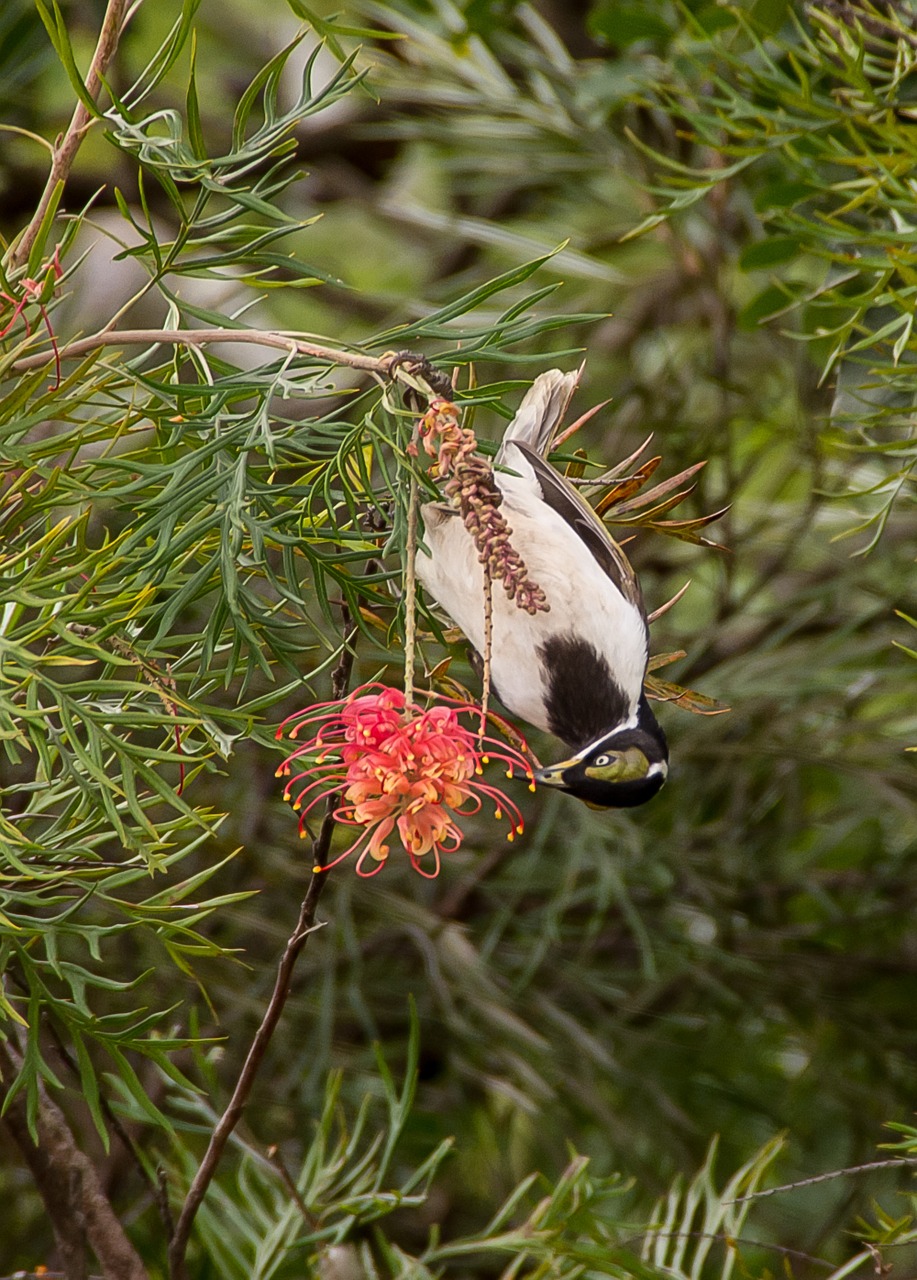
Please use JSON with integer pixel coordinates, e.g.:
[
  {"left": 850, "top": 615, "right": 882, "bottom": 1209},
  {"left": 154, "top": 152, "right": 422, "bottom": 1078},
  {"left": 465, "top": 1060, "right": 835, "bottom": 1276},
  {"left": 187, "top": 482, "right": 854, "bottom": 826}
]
[{"left": 496, "top": 367, "right": 581, "bottom": 464}]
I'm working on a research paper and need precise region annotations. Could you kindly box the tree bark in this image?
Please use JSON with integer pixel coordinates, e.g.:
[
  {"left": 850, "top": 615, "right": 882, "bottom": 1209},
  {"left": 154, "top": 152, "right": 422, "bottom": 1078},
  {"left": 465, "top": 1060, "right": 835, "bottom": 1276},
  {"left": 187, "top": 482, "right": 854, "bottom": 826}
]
[{"left": 0, "top": 1036, "right": 148, "bottom": 1280}]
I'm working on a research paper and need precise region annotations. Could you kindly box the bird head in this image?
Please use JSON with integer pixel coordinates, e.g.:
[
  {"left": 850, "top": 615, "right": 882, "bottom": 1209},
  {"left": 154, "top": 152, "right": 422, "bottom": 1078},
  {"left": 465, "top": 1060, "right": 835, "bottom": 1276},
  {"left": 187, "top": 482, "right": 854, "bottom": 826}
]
[{"left": 533, "top": 716, "right": 668, "bottom": 809}]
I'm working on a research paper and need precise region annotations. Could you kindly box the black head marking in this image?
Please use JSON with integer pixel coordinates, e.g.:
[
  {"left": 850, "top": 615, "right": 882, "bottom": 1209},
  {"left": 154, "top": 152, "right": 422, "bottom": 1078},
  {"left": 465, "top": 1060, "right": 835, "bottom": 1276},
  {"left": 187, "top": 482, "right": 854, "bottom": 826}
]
[{"left": 537, "top": 632, "right": 630, "bottom": 748}]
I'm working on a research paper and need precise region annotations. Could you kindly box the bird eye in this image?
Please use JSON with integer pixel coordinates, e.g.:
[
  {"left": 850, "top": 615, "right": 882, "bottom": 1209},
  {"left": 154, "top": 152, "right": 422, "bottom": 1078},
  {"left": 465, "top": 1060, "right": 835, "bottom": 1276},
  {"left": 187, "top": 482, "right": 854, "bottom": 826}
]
[{"left": 593, "top": 754, "right": 611, "bottom": 766}]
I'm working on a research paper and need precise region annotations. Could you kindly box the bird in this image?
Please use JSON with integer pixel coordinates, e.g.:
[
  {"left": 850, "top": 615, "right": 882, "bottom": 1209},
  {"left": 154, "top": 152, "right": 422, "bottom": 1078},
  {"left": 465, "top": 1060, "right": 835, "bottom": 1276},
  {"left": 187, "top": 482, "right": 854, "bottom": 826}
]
[{"left": 415, "top": 369, "right": 669, "bottom": 809}]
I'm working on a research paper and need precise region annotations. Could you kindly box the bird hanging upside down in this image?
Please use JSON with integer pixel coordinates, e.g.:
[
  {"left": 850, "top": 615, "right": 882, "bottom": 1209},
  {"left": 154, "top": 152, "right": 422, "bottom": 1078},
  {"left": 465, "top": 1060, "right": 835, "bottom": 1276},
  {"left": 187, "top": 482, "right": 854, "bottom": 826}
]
[{"left": 415, "top": 369, "right": 668, "bottom": 809}]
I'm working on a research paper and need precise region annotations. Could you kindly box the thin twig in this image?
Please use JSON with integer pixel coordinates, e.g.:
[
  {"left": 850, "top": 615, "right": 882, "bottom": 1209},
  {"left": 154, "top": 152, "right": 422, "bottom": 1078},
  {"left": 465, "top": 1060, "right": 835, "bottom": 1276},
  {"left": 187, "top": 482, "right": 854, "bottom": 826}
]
[
  {"left": 266, "top": 1144, "right": 318, "bottom": 1228},
  {"left": 8, "top": 0, "right": 131, "bottom": 271},
  {"left": 10, "top": 326, "right": 397, "bottom": 375},
  {"left": 167, "top": 610, "right": 356, "bottom": 1280},
  {"left": 723, "top": 1156, "right": 917, "bottom": 1205}
]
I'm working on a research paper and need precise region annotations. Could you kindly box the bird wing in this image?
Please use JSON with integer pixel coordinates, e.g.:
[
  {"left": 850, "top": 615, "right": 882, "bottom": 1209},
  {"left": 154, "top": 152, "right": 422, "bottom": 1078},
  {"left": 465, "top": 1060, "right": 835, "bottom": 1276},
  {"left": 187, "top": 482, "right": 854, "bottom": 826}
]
[
  {"left": 425, "top": 366, "right": 644, "bottom": 615},
  {"left": 496, "top": 368, "right": 581, "bottom": 464},
  {"left": 509, "top": 440, "right": 646, "bottom": 616}
]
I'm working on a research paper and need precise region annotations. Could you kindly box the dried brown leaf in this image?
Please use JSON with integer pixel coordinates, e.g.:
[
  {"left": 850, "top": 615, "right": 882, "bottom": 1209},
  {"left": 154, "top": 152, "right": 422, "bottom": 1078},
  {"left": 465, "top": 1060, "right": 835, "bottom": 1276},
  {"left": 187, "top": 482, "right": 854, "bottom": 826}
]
[
  {"left": 425, "top": 657, "right": 453, "bottom": 681},
  {"left": 610, "top": 460, "right": 707, "bottom": 516},
  {"left": 647, "top": 581, "right": 692, "bottom": 624},
  {"left": 654, "top": 506, "right": 730, "bottom": 530},
  {"left": 644, "top": 674, "right": 731, "bottom": 715},
  {"left": 606, "top": 485, "right": 698, "bottom": 524},
  {"left": 645, "top": 523, "right": 729, "bottom": 549},
  {"left": 357, "top": 606, "right": 391, "bottom": 632},
  {"left": 647, "top": 649, "right": 687, "bottom": 672},
  {"left": 577, "top": 434, "right": 654, "bottom": 487},
  {"left": 552, "top": 394, "right": 609, "bottom": 449},
  {"left": 595, "top": 456, "right": 663, "bottom": 514},
  {"left": 642, "top": 505, "right": 731, "bottom": 548}
]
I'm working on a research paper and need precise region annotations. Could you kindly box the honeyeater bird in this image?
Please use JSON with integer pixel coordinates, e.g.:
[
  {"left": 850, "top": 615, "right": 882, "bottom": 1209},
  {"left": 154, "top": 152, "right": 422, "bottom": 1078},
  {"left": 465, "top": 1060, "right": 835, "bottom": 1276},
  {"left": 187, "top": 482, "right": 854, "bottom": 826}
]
[{"left": 416, "top": 369, "right": 668, "bottom": 808}]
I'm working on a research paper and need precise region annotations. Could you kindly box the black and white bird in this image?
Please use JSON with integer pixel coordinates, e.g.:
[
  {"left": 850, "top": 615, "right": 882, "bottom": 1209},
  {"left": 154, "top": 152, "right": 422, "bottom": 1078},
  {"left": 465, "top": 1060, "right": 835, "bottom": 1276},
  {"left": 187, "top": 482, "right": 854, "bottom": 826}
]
[{"left": 416, "top": 369, "right": 668, "bottom": 809}]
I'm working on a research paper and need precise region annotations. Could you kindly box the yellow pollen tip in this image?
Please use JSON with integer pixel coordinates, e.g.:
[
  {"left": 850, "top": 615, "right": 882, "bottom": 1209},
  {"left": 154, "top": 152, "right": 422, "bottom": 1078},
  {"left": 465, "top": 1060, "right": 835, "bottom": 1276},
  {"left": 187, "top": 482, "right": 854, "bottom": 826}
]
[
  {"left": 481, "top": 754, "right": 490, "bottom": 764},
  {"left": 516, "top": 822, "right": 524, "bottom": 834},
  {"left": 292, "top": 802, "right": 301, "bottom": 811},
  {"left": 475, "top": 765, "right": 483, "bottom": 776},
  {"left": 274, "top": 767, "right": 283, "bottom": 778},
  {"left": 505, "top": 769, "right": 512, "bottom": 779},
  {"left": 494, "top": 808, "right": 502, "bottom": 820},
  {"left": 312, "top": 864, "right": 322, "bottom": 872},
  {"left": 507, "top": 831, "right": 515, "bottom": 842},
  {"left": 529, "top": 782, "right": 537, "bottom": 792}
]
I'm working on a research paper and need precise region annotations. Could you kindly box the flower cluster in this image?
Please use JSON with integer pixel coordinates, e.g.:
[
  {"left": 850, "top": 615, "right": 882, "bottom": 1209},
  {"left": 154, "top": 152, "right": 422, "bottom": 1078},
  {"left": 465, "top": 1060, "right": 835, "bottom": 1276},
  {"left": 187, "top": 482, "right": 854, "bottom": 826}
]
[
  {"left": 276, "top": 684, "right": 535, "bottom": 877},
  {"left": 419, "top": 397, "right": 549, "bottom": 615}
]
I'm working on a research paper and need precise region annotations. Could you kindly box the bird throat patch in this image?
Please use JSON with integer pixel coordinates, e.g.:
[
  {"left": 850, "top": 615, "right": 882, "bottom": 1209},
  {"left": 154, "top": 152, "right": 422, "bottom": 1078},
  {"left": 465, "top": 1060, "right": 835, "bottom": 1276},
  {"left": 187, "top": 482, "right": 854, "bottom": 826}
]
[{"left": 537, "top": 633, "right": 629, "bottom": 747}]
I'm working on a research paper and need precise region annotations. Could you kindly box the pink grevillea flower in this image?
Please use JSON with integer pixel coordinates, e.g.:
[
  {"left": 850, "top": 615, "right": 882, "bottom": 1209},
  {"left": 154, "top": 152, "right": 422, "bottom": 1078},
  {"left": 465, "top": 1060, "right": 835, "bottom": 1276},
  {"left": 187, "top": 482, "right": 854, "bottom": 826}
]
[{"left": 275, "top": 683, "right": 535, "bottom": 878}]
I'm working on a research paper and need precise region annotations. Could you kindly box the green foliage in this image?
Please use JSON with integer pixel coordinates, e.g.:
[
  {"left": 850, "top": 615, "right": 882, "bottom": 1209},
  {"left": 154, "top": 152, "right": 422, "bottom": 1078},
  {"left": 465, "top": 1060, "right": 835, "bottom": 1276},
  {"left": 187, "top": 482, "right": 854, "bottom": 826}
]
[
  {"left": 621, "top": 0, "right": 917, "bottom": 551},
  {"left": 1, "top": 1, "right": 916, "bottom": 1277}
]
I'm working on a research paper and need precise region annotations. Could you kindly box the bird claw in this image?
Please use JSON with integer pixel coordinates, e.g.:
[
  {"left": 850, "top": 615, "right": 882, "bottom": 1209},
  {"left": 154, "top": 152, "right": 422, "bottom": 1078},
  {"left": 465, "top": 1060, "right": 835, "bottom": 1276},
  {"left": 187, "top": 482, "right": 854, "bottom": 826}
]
[{"left": 385, "top": 349, "right": 455, "bottom": 402}]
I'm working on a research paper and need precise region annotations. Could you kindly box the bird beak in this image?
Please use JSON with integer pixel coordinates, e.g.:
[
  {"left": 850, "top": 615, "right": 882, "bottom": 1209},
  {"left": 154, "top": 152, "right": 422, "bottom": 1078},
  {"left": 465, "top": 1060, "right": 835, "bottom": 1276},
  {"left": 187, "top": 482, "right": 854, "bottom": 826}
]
[{"left": 533, "top": 758, "right": 578, "bottom": 789}]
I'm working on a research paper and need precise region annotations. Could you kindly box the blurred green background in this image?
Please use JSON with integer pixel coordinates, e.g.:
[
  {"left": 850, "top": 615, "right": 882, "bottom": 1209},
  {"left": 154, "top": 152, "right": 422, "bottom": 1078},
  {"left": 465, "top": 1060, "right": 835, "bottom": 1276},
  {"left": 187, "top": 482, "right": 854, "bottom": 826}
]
[{"left": 1, "top": 0, "right": 916, "bottom": 1276}]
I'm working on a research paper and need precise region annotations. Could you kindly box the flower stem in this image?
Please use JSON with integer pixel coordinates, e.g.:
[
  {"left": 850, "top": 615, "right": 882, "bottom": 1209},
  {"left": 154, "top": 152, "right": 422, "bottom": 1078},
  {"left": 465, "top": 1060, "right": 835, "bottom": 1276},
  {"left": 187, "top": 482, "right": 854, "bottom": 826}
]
[
  {"left": 480, "top": 569, "right": 493, "bottom": 737},
  {"left": 403, "top": 475, "right": 419, "bottom": 710}
]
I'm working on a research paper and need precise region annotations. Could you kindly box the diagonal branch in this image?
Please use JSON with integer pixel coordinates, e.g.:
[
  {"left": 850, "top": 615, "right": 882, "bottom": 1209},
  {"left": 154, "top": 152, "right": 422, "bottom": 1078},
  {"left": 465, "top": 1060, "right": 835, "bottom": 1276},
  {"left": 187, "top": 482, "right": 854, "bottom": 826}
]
[
  {"left": 166, "top": 609, "right": 356, "bottom": 1280},
  {"left": 7, "top": 327, "right": 454, "bottom": 384},
  {"left": 10, "top": 326, "right": 396, "bottom": 375},
  {"left": 8, "top": 0, "right": 131, "bottom": 272}
]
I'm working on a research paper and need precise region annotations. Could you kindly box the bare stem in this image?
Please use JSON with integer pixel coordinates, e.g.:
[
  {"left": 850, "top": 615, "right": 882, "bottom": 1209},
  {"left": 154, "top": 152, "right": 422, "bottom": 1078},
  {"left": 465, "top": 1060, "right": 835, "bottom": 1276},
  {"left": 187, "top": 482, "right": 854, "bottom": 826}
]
[
  {"left": 10, "top": 327, "right": 398, "bottom": 376},
  {"left": 167, "top": 610, "right": 356, "bottom": 1280},
  {"left": 8, "top": 0, "right": 131, "bottom": 271}
]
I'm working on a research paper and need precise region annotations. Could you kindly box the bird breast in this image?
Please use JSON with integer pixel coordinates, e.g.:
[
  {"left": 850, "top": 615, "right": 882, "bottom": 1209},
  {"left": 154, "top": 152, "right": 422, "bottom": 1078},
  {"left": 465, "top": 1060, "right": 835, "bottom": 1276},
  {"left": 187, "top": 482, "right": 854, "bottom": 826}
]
[{"left": 416, "top": 469, "right": 649, "bottom": 740}]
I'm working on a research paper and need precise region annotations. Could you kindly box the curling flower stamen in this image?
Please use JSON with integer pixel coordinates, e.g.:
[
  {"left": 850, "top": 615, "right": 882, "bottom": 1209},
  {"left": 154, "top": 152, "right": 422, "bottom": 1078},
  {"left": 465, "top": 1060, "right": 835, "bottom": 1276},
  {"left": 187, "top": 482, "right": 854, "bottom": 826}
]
[{"left": 275, "top": 683, "right": 534, "bottom": 877}]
